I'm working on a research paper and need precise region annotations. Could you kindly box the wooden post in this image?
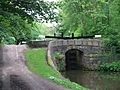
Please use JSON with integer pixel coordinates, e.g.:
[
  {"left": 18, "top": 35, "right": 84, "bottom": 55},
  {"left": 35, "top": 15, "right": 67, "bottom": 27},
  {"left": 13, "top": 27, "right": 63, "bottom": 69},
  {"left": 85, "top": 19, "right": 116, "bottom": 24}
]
[
  {"left": 61, "top": 32, "right": 63, "bottom": 38},
  {"left": 54, "top": 33, "right": 56, "bottom": 37},
  {"left": 72, "top": 33, "right": 74, "bottom": 38}
]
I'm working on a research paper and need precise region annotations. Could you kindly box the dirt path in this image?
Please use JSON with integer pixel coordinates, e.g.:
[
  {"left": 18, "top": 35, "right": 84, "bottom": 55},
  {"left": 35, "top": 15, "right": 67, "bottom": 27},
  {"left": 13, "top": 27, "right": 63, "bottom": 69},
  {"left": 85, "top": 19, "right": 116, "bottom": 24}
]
[{"left": 0, "top": 45, "right": 71, "bottom": 90}]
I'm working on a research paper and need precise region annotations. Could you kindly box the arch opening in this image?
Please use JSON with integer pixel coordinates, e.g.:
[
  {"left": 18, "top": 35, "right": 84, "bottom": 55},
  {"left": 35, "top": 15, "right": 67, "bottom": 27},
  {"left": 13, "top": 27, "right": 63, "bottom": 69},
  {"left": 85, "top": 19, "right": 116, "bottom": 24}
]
[{"left": 65, "top": 49, "right": 83, "bottom": 70}]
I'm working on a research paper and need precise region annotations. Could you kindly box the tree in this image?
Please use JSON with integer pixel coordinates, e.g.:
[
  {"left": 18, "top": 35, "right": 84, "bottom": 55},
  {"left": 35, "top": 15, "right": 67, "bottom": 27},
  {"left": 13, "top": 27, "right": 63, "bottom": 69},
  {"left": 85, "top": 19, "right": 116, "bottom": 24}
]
[
  {"left": 58, "top": 0, "right": 120, "bottom": 37},
  {"left": 0, "top": 13, "right": 34, "bottom": 44},
  {"left": 0, "top": 0, "right": 58, "bottom": 44},
  {"left": 58, "top": 0, "right": 110, "bottom": 36},
  {"left": 0, "top": 0, "right": 57, "bottom": 22},
  {"left": 58, "top": 0, "right": 120, "bottom": 52}
]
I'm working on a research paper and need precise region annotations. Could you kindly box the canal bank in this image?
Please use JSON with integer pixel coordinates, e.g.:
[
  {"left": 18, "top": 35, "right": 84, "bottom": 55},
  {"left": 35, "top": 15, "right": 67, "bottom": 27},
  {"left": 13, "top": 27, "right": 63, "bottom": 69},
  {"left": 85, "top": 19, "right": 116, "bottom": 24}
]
[
  {"left": 25, "top": 47, "right": 120, "bottom": 90},
  {"left": 25, "top": 48, "right": 88, "bottom": 90}
]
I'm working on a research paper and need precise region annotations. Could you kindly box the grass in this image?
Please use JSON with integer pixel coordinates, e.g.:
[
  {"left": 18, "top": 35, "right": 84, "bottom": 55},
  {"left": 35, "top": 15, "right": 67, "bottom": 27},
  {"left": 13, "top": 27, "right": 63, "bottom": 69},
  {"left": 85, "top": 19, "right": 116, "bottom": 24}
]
[
  {"left": 24, "top": 48, "right": 88, "bottom": 90},
  {"left": 24, "top": 48, "right": 60, "bottom": 78}
]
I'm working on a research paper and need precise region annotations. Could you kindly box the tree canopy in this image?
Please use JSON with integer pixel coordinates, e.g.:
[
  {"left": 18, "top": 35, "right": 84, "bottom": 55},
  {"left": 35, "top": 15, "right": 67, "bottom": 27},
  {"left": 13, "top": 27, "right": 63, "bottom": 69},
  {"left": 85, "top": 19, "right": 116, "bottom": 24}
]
[
  {"left": 0, "top": 0, "right": 57, "bottom": 22},
  {"left": 0, "top": 0, "right": 57, "bottom": 44},
  {"left": 58, "top": 0, "right": 119, "bottom": 36},
  {"left": 57, "top": 0, "right": 120, "bottom": 52},
  {"left": 0, "top": 13, "right": 34, "bottom": 44}
]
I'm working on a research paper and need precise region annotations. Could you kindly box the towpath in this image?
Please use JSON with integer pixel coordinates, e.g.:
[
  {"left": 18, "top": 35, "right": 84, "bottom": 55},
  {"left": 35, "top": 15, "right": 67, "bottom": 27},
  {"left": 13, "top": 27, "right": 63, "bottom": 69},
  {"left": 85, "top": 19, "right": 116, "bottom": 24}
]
[{"left": 0, "top": 45, "right": 71, "bottom": 90}]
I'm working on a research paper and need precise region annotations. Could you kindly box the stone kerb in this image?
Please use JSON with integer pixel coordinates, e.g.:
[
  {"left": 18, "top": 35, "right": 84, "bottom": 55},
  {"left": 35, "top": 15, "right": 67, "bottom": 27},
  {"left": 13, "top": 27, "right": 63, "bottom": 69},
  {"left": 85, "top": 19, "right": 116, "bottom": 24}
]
[{"left": 47, "top": 41, "right": 57, "bottom": 70}]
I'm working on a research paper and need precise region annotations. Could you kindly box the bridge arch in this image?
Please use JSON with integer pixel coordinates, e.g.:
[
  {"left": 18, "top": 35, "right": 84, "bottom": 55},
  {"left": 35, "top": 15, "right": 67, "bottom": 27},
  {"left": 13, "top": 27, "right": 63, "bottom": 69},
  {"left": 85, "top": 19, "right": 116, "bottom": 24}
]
[
  {"left": 65, "top": 49, "right": 84, "bottom": 70},
  {"left": 47, "top": 40, "right": 102, "bottom": 71}
]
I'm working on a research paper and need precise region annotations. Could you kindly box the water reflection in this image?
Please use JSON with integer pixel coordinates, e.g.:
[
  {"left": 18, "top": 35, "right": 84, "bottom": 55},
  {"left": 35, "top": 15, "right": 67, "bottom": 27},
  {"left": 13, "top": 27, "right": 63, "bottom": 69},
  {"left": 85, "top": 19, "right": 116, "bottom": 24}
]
[{"left": 62, "top": 70, "right": 120, "bottom": 90}]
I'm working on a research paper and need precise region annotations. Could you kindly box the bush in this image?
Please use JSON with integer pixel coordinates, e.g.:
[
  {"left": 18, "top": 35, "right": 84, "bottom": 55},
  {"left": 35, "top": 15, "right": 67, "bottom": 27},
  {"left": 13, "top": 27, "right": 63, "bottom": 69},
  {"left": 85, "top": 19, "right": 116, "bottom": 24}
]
[
  {"left": 99, "top": 61, "right": 120, "bottom": 72},
  {"left": 54, "top": 52, "right": 65, "bottom": 71}
]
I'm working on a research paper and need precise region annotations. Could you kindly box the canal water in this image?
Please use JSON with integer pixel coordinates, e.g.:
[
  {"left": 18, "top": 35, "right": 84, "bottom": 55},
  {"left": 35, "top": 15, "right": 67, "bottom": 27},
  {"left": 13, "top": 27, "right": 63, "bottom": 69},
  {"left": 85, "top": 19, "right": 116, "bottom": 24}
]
[{"left": 62, "top": 70, "right": 120, "bottom": 90}]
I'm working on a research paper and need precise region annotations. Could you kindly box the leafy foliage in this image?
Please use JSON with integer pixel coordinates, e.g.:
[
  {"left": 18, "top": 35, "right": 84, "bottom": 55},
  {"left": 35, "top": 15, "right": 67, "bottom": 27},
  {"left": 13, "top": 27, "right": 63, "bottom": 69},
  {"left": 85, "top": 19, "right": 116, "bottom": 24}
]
[
  {"left": 0, "top": 0, "right": 57, "bottom": 22},
  {"left": 58, "top": 0, "right": 120, "bottom": 53},
  {"left": 58, "top": 0, "right": 109, "bottom": 36},
  {"left": 0, "top": 13, "right": 34, "bottom": 44},
  {"left": 54, "top": 52, "right": 65, "bottom": 71},
  {"left": 99, "top": 61, "right": 120, "bottom": 72},
  {"left": 0, "top": 0, "right": 58, "bottom": 44}
]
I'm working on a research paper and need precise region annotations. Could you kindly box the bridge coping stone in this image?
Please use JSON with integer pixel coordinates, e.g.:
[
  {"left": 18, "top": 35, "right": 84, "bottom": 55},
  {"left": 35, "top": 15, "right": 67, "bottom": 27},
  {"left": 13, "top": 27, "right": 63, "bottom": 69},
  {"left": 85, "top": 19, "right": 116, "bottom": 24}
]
[{"left": 50, "top": 39, "right": 101, "bottom": 47}]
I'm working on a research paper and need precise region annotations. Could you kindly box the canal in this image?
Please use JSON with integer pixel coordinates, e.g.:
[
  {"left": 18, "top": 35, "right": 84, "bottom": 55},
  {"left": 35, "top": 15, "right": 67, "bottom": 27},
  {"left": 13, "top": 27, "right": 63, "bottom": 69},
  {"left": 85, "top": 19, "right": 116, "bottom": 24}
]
[{"left": 62, "top": 70, "right": 120, "bottom": 90}]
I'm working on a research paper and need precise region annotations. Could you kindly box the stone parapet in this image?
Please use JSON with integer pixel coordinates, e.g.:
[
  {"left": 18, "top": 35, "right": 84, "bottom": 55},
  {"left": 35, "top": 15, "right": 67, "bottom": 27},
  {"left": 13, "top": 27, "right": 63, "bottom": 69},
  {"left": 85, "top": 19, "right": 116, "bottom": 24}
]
[{"left": 27, "top": 40, "right": 50, "bottom": 48}]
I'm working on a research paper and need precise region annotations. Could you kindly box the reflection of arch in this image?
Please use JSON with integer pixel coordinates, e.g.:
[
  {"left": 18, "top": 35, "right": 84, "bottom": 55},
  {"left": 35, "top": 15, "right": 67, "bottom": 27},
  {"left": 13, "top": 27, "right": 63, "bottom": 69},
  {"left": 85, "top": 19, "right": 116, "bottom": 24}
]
[{"left": 65, "top": 49, "right": 84, "bottom": 70}]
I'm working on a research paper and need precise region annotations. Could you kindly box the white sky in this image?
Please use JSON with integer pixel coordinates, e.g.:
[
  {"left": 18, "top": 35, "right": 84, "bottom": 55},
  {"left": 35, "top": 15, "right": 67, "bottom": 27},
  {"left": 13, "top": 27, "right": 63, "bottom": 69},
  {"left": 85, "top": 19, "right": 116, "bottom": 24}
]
[
  {"left": 44, "top": 0, "right": 59, "bottom": 27},
  {"left": 45, "top": 0, "right": 59, "bottom": 2}
]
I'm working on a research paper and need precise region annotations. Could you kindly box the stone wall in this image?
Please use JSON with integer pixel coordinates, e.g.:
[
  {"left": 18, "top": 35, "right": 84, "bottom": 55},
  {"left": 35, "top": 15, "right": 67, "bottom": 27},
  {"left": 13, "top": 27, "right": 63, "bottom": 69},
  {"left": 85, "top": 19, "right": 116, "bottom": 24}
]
[
  {"left": 47, "top": 39, "right": 102, "bottom": 71},
  {"left": 27, "top": 40, "right": 50, "bottom": 48}
]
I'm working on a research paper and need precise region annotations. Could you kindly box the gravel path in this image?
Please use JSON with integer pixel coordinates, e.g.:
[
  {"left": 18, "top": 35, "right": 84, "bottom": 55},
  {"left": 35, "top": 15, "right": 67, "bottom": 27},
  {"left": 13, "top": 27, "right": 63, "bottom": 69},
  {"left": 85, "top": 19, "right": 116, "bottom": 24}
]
[{"left": 0, "top": 45, "right": 71, "bottom": 90}]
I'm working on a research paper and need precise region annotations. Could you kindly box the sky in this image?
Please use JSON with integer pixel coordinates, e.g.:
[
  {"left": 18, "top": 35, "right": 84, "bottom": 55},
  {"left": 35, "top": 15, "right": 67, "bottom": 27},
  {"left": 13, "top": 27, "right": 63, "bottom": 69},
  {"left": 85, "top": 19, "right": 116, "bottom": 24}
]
[
  {"left": 44, "top": 0, "right": 59, "bottom": 27},
  {"left": 45, "top": 0, "right": 59, "bottom": 2}
]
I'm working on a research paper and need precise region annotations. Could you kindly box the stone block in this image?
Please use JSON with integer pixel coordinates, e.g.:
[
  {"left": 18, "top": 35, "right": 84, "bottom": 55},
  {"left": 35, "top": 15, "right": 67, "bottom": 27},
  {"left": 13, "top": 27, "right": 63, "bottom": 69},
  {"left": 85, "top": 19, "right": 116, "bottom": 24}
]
[
  {"left": 67, "top": 40, "right": 75, "bottom": 45},
  {"left": 93, "top": 41, "right": 99, "bottom": 46},
  {"left": 62, "top": 40, "right": 68, "bottom": 45},
  {"left": 88, "top": 41, "right": 93, "bottom": 45},
  {"left": 75, "top": 40, "right": 82, "bottom": 45}
]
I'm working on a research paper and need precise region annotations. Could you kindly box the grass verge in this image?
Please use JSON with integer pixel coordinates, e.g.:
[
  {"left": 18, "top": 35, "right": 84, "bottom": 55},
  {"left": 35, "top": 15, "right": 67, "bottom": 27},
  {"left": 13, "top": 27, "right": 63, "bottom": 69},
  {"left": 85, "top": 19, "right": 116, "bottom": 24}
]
[{"left": 24, "top": 48, "right": 88, "bottom": 90}]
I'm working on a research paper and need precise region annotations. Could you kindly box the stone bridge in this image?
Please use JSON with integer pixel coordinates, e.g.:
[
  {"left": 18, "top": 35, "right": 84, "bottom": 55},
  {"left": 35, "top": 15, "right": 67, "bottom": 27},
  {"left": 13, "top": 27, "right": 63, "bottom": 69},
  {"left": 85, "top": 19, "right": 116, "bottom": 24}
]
[
  {"left": 27, "top": 39, "right": 102, "bottom": 71},
  {"left": 47, "top": 39, "right": 102, "bottom": 71}
]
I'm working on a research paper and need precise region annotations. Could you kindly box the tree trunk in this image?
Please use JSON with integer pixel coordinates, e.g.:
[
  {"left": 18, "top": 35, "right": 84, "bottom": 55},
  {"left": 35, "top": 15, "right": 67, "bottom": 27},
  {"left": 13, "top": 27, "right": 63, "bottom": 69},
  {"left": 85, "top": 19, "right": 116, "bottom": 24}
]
[
  {"left": 15, "top": 39, "right": 21, "bottom": 45},
  {"left": 0, "top": 38, "right": 2, "bottom": 44}
]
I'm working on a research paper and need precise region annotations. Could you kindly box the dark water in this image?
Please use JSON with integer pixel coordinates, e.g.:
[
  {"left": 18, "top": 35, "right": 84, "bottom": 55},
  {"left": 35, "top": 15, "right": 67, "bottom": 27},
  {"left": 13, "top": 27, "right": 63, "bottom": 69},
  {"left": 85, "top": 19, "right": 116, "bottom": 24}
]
[{"left": 62, "top": 70, "right": 120, "bottom": 90}]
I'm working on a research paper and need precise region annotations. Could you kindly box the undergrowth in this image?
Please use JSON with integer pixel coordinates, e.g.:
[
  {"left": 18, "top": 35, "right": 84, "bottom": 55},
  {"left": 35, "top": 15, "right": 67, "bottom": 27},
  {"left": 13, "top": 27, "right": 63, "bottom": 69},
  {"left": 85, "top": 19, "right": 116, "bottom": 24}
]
[{"left": 99, "top": 61, "right": 120, "bottom": 72}]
